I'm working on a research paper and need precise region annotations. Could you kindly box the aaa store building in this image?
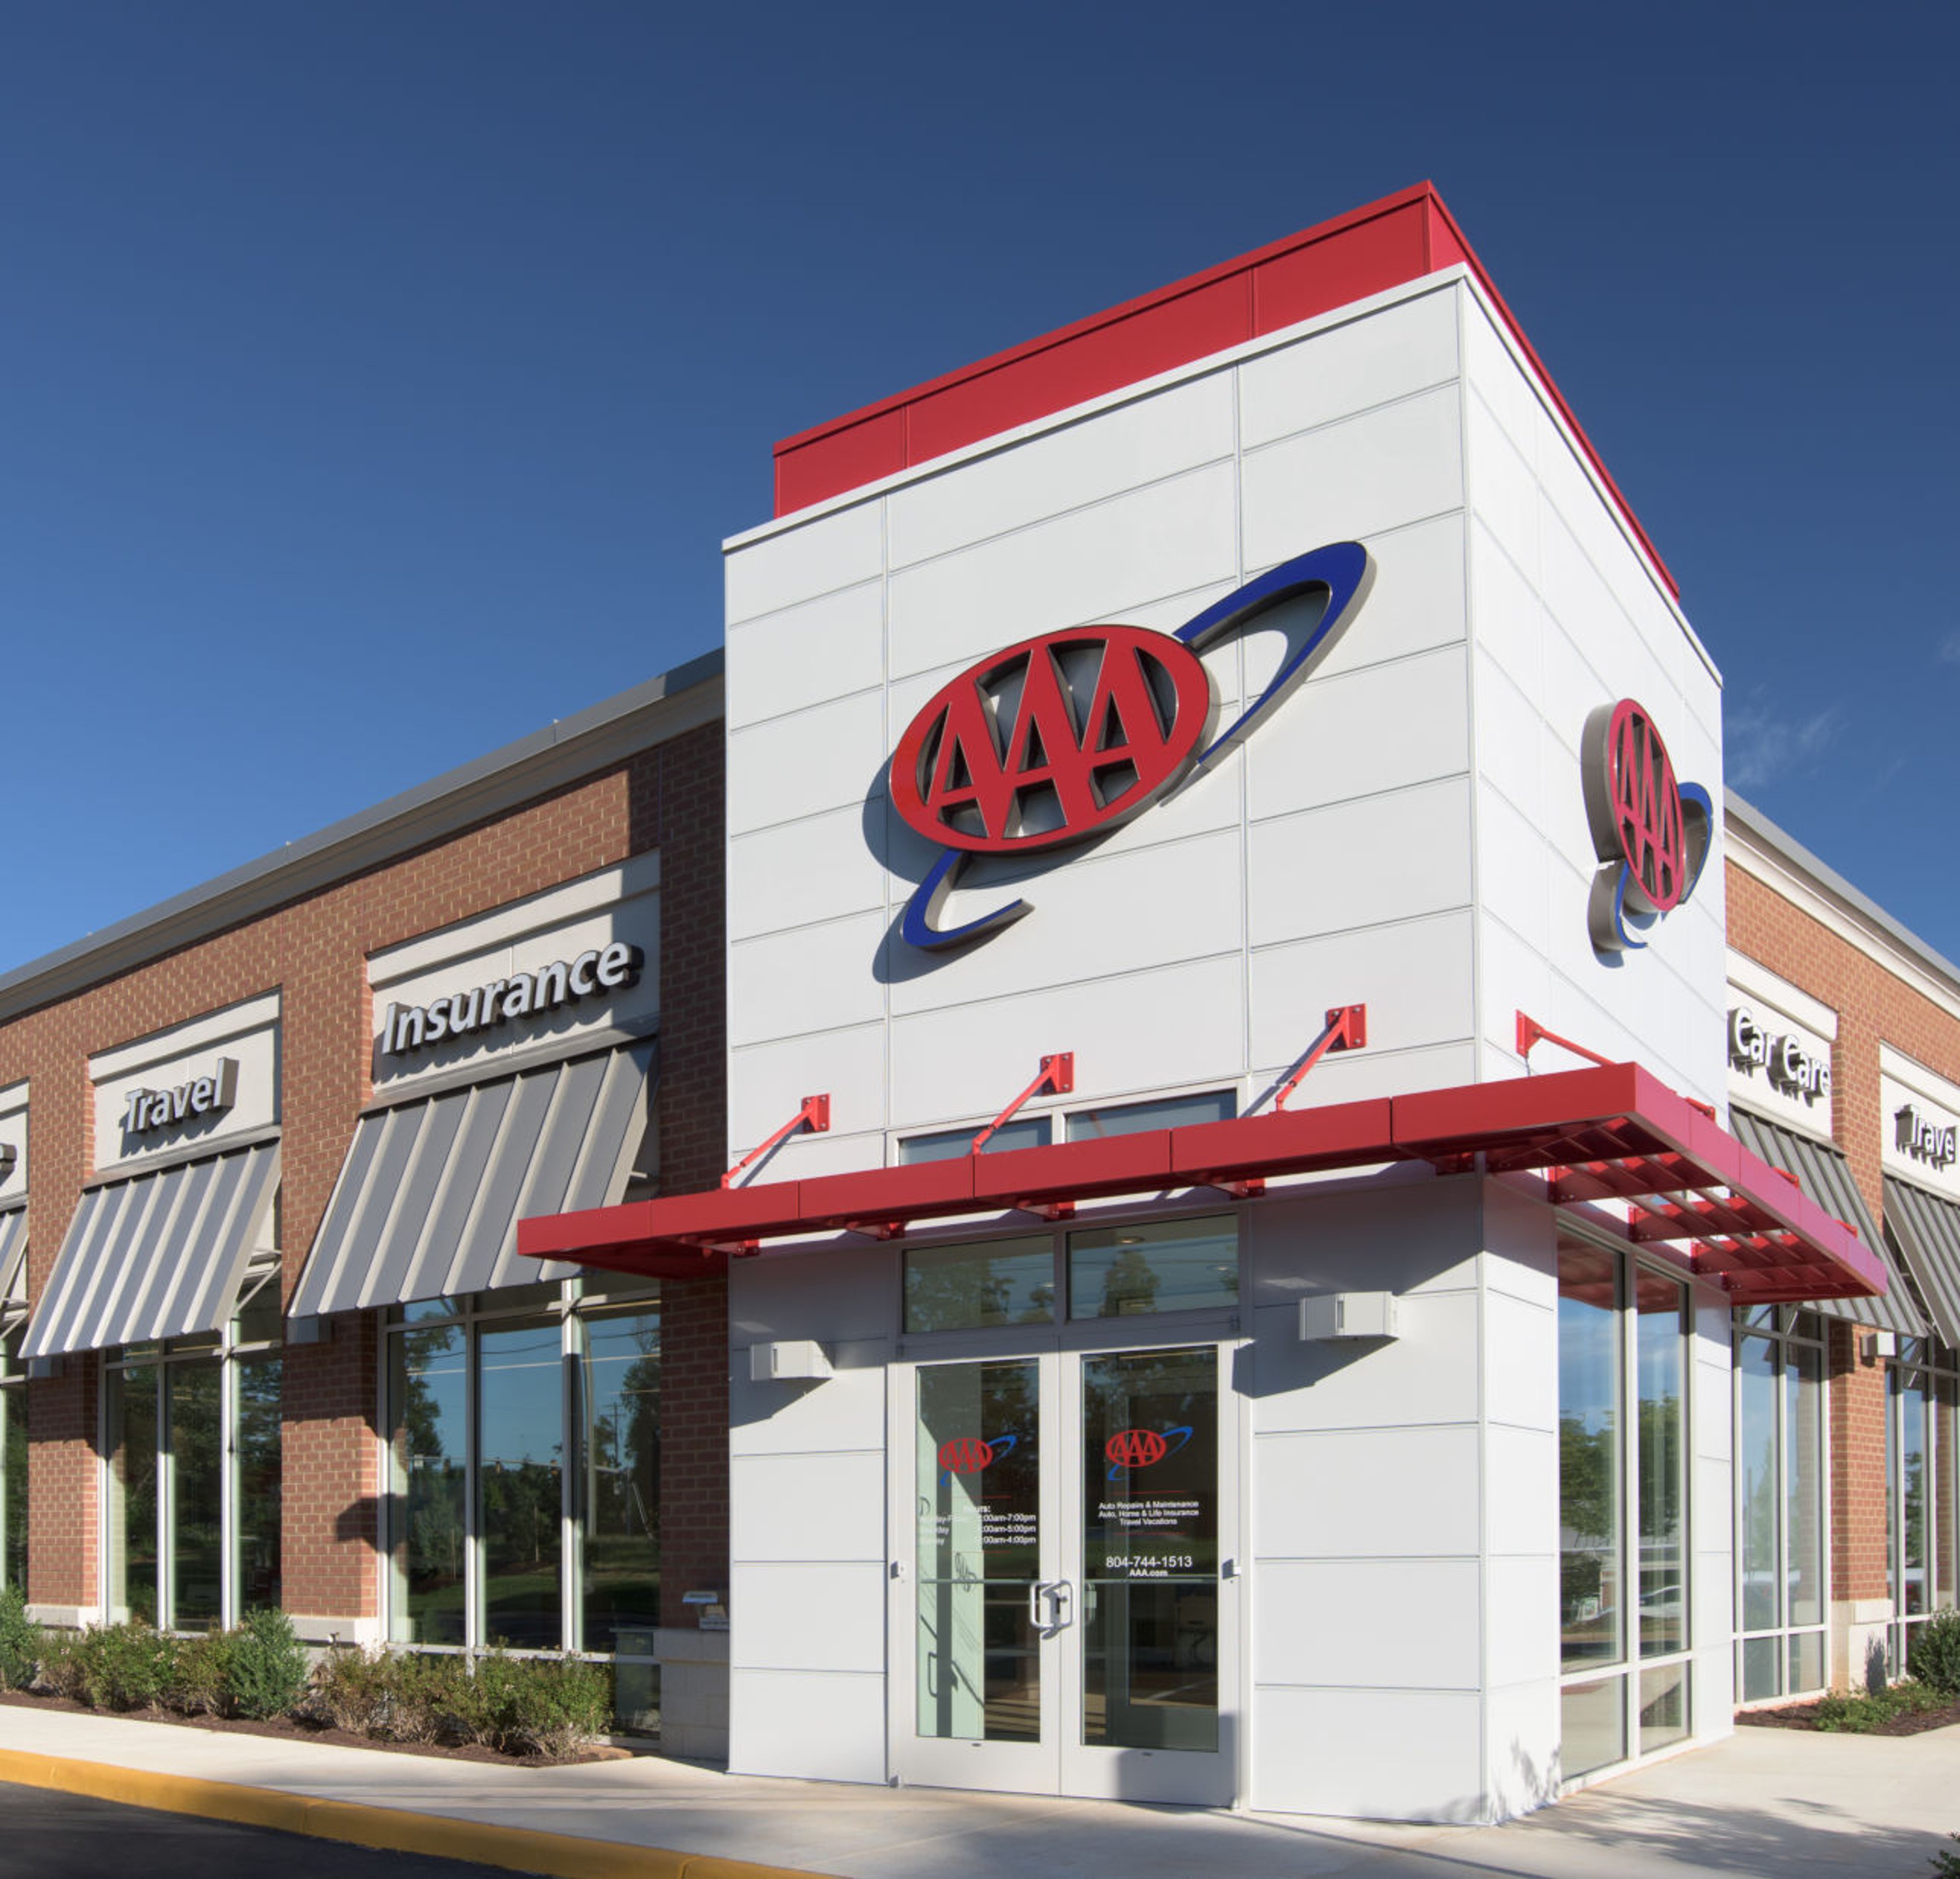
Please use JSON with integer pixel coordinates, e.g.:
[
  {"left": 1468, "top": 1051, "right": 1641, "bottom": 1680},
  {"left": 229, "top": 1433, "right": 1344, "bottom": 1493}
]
[{"left": 2, "top": 184, "right": 1955, "bottom": 1824}]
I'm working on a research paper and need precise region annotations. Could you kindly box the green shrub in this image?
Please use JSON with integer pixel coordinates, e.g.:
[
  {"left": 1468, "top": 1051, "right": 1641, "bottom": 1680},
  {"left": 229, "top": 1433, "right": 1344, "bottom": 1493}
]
[
  {"left": 1930, "top": 1832, "right": 1960, "bottom": 1878},
  {"left": 497, "top": 1655, "right": 611, "bottom": 1759},
  {"left": 0, "top": 1587, "right": 40, "bottom": 1692},
  {"left": 1907, "top": 1609, "right": 1960, "bottom": 1697},
  {"left": 167, "top": 1631, "right": 235, "bottom": 1717},
  {"left": 1813, "top": 1681, "right": 1946, "bottom": 1733},
  {"left": 225, "top": 1608, "right": 307, "bottom": 1720},
  {"left": 309, "top": 1644, "right": 392, "bottom": 1735},
  {"left": 376, "top": 1651, "right": 461, "bottom": 1744},
  {"left": 77, "top": 1621, "right": 170, "bottom": 1711},
  {"left": 34, "top": 1628, "right": 86, "bottom": 1701}
]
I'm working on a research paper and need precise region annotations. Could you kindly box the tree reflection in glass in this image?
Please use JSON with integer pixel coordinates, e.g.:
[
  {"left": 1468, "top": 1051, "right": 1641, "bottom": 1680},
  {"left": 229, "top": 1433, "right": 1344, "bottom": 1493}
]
[
  {"left": 1557, "top": 1249, "right": 1620, "bottom": 1670},
  {"left": 391, "top": 1324, "right": 466, "bottom": 1645},
  {"left": 480, "top": 1318, "right": 563, "bottom": 1649},
  {"left": 579, "top": 1308, "right": 659, "bottom": 1656}
]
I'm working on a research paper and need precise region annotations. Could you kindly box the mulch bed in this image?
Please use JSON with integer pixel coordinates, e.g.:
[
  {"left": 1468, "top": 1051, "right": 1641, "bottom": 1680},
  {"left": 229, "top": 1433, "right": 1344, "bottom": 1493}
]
[
  {"left": 0, "top": 1687, "right": 642, "bottom": 1767},
  {"left": 1736, "top": 1694, "right": 1960, "bottom": 1737}
]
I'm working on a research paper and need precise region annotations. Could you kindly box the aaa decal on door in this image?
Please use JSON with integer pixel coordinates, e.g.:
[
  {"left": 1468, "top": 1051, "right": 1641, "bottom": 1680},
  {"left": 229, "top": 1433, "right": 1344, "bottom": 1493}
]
[{"left": 889, "top": 543, "right": 1376, "bottom": 951}]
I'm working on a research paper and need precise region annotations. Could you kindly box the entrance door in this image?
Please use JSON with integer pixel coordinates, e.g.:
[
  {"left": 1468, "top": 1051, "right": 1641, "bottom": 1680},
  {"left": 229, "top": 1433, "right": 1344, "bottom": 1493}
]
[{"left": 892, "top": 1344, "right": 1235, "bottom": 1804}]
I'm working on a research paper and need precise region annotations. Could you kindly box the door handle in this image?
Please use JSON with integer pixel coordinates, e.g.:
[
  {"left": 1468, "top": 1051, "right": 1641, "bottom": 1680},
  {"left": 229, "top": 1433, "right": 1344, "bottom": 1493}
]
[{"left": 1044, "top": 1579, "right": 1073, "bottom": 1633}]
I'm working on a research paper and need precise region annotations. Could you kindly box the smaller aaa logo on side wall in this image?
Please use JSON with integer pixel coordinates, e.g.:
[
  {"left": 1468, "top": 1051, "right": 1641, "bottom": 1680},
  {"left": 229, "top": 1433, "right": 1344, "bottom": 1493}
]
[{"left": 1580, "top": 698, "right": 1712, "bottom": 955}]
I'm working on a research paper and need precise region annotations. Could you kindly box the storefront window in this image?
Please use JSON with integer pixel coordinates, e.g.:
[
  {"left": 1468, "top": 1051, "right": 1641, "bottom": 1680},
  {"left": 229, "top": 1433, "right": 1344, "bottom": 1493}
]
[
  {"left": 1068, "top": 1216, "right": 1237, "bottom": 1319},
  {"left": 386, "top": 1283, "right": 662, "bottom": 1725},
  {"left": 905, "top": 1238, "right": 1055, "bottom": 1333},
  {"left": 1890, "top": 1338, "right": 1958, "bottom": 1673},
  {"left": 105, "top": 1297, "right": 283, "bottom": 1632},
  {"left": 1558, "top": 1244, "right": 1694, "bottom": 1780},
  {"left": 1, "top": 1327, "right": 27, "bottom": 1593},
  {"left": 1733, "top": 1306, "right": 1826, "bottom": 1701}
]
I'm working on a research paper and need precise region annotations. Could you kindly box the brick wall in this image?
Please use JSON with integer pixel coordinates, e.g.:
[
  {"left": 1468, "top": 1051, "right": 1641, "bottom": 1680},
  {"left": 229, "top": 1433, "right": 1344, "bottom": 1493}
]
[
  {"left": 1728, "top": 859, "right": 1960, "bottom": 1609},
  {"left": 5, "top": 706, "right": 729, "bottom": 1629}
]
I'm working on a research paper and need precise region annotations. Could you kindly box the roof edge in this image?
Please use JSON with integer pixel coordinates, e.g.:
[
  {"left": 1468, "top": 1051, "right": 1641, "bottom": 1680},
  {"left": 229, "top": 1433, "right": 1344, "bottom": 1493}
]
[{"left": 0, "top": 648, "right": 725, "bottom": 1023}]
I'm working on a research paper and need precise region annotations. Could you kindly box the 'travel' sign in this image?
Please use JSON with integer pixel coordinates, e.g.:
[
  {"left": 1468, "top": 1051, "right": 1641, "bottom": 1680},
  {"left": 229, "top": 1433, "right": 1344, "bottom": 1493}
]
[
  {"left": 889, "top": 543, "right": 1376, "bottom": 950},
  {"left": 1896, "top": 1103, "right": 1958, "bottom": 1170},
  {"left": 1581, "top": 698, "right": 1712, "bottom": 955},
  {"left": 122, "top": 1058, "right": 238, "bottom": 1138}
]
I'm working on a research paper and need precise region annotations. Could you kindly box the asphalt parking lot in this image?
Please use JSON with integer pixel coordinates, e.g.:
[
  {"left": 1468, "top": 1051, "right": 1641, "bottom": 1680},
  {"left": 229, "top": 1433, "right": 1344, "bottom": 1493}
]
[{"left": 0, "top": 1782, "right": 532, "bottom": 1879}]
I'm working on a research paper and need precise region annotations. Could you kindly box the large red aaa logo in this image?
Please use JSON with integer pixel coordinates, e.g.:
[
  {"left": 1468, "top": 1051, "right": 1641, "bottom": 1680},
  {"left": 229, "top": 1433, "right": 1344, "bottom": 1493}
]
[
  {"left": 1104, "top": 1428, "right": 1168, "bottom": 1470},
  {"left": 891, "top": 626, "right": 1212, "bottom": 854},
  {"left": 938, "top": 1436, "right": 995, "bottom": 1475},
  {"left": 1600, "top": 700, "right": 1684, "bottom": 914}
]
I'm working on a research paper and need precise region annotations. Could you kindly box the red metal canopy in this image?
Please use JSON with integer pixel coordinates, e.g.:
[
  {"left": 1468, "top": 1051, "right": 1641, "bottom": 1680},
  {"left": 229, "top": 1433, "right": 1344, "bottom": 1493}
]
[{"left": 518, "top": 1062, "right": 1890, "bottom": 1306}]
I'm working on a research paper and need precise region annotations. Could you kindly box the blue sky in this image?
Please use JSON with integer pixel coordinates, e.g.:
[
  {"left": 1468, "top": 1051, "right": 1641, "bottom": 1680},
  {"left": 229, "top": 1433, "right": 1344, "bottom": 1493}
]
[{"left": 2, "top": 3, "right": 1954, "bottom": 974}]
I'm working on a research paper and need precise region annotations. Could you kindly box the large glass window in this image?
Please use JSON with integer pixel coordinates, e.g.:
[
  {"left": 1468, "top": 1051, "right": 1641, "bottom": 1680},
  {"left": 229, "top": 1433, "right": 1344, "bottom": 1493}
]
[
  {"left": 1733, "top": 1306, "right": 1827, "bottom": 1701},
  {"left": 1068, "top": 1216, "right": 1237, "bottom": 1320},
  {"left": 105, "top": 1301, "right": 283, "bottom": 1633},
  {"left": 385, "top": 1283, "right": 662, "bottom": 1729},
  {"left": 1557, "top": 1244, "right": 1694, "bottom": 1781},
  {"left": 1890, "top": 1338, "right": 1958, "bottom": 1673},
  {"left": 0, "top": 1326, "right": 24, "bottom": 1593},
  {"left": 904, "top": 1238, "right": 1056, "bottom": 1334}
]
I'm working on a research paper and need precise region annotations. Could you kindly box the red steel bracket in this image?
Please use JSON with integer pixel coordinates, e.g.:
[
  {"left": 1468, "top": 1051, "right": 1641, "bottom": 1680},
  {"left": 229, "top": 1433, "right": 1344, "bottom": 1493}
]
[
  {"left": 971, "top": 1053, "right": 1075, "bottom": 1154},
  {"left": 1272, "top": 1006, "right": 1366, "bottom": 1112},
  {"left": 722, "top": 1093, "right": 830, "bottom": 1189},
  {"left": 1516, "top": 1012, "right": 1614, "bottom": 1071},
  {"left": 1015, "top": 1199, "right": 1076, "bottom": 1222}
]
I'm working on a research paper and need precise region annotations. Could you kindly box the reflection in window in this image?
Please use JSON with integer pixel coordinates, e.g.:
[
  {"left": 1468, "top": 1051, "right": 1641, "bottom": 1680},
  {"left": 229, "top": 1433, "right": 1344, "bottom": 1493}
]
[
  {"left": 1733, "top": 1307, "right": 1826, "bottom": 1701},
  {"left": 579, "top": 1307, "right": 660, "bottom": 1660},
  {"left": 1066, "top": 1091, "right": 1235, "bottom": 1141},
  {"left": 1889, "top": 1340, "right": 1957, "bottom": 1673},
  {"left": 236, "top": 1358, "right": 282, "bottom": 1612},
  {"left": 905, "top": 1239, "right": 1055, "bottom": 1333},
  {"left": 1068, "top": 1217, "right": 1237, "bottom": 1319},
  {"left": 169, "top": 1363, "right": 223, "bottom": 1633},
  {"left": 901, "top": 1117, "right": 1050, "bottom": 1163},
  {"left": 1558, "top": 1249, "right": 1621, "bottom": 1674},
  {"left": 390, "top": 1323, "right": 467, "bottom": 1646},
  {"left": 1636, "top": 1273, "right": 1687, "bottom": 1659},
  {"left": 110, "top": 1365, "right": 159, "bottom": 1625},
  {"left": 479, "top": 1319, "right": 563, "bottom": 1649},
  {"left": 0, "top": 1328, "right": 23, "bottom": 1593}
]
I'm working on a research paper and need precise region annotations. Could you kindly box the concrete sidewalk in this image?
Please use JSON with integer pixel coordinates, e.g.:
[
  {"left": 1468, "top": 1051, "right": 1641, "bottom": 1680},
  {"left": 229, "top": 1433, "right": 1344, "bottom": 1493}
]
[{"left": 0, "top": 1705, "right": 1953, "bottom": 1878}]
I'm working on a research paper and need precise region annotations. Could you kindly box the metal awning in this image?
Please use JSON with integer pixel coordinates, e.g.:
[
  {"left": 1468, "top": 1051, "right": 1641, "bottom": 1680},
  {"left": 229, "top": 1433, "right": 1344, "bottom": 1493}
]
[
  {"left": 519, "top": 1061, "right": 1890, "bottom": 1308},
  {"left": 1881, "top": 1178, "right": 1960, "bottom": 1348},
  {"left": 21, "top": 1142, "right": 280, "bottom": 1359},
  {"left": 290, "top": 1042, "right": 654, "bottom": 1318},
  {"left": 1727, "top": 1108, "right": 1925, "bottom": 1336},
  {"left": 0, "top": 1207, "right": 26, "bottom": 1310}
]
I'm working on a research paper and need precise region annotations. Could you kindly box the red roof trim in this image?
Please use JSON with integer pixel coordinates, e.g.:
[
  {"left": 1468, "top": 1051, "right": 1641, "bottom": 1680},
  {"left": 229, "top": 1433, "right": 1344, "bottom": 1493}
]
[
  {"left": 519, "top": 1064, "right": 1886, "bottom": 1301},
  {"left": 769, "top": 183, "right": 1678, "bottom": 601}
]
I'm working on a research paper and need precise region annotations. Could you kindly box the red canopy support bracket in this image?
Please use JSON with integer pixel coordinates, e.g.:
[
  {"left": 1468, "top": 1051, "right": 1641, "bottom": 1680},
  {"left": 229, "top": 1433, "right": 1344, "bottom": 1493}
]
[
  {"left": 1015, "top": 1199, "right": 1075, "bottom": 1222},
  {"left": 1516, "top": 1011, "right": 1613, "bottom": 1071},
  {"left": 971, "top": 1053, "right": 1075, "bottom": 1154},
  {"left": 1272, "top": 1006, "right": 1367, "bottom": 1111},
  {"left": 722, "top": 1093, "right": 830, "bottom": 1189}
]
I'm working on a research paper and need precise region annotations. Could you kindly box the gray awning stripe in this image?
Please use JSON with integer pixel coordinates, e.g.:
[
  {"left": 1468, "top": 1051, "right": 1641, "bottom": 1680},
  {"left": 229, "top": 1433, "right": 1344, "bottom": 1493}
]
[
  {"left": 0, "top": 1208, "right": 26, "bottom": 1304},
  {"left": 1728, "top": 1108, "right": 1926, "bottom": 1336},
  {"left": 1881, "top": 1178, "right": 1960, "bottom": 1349},
  {"left": 289, "top": 1041, "right": 654, "bottom": 1317},
  {"left": 19, "top": 1143, "right": 280, "bottom": 1359}
]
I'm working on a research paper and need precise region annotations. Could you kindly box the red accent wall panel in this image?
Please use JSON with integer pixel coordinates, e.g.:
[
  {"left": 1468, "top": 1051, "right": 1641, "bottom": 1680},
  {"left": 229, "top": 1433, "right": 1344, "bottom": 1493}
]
[{"left": 768, "top": 182, "right": 1681, "bottom": 602}]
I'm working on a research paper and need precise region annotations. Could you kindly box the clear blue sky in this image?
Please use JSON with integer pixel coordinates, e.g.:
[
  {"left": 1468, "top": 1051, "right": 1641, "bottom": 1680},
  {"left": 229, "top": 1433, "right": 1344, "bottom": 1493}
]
[{"left": 2, "top": 3, "right": 1954, "bottom": 974}]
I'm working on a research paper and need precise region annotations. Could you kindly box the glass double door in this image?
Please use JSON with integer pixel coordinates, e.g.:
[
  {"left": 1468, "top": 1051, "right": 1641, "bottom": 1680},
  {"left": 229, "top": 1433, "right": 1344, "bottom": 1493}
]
[{"left": 893, "top": 1344, "right": 1235, "bottom": 1804}]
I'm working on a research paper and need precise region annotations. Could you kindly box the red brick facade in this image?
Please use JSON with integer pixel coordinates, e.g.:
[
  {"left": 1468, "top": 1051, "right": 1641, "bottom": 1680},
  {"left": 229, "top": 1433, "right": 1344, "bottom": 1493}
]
[
  {"left": 3, "top": 704, "right": 727, "bottom": 1633},
  {"left": 1728, "top": 856, "right": 1959, "bottom": 1631}
]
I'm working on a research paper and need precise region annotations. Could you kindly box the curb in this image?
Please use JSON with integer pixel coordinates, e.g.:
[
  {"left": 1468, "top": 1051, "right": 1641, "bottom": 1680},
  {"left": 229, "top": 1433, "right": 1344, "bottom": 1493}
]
[{"left": 0, "top": 1745, "right": 826, "bottom": 1879}]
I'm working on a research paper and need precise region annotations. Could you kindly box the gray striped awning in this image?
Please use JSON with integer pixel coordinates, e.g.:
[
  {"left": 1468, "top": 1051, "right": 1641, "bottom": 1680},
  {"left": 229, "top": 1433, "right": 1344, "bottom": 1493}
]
[
  {"left": 0, "top": 1207, "right": 25, "bottom": 1305},
  {"left": 1728, "top": 1107, "right": 1926, "bottom": 1337},
  {"left": 20, "top": 1142, "right": 280, "bottom": 1359},
  {"left": 1881, "top": 1178, "right": 1960, "bottom": 1349},
  {"left": 290, "top": 1042, "right": 654, "bottom": 1318}
]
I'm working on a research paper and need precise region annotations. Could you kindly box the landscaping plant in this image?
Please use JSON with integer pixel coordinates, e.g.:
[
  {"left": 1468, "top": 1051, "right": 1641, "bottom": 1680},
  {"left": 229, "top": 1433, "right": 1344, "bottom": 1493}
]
[
  {"left": 1907, "top": 1610, "right": 1960, "bottom": 1698},
  {"left": 76, "top": 1621, "right": 171, "bottom": 1711},
  {"left": 0, "top": 1585, "right": 39, "bottom": 1692},
  {"left": 166, "top": 1631, "right": 234, "bottom": 1717},
  {"left": 226, "top": 1607, "right": 308, "bottom": 1719}
]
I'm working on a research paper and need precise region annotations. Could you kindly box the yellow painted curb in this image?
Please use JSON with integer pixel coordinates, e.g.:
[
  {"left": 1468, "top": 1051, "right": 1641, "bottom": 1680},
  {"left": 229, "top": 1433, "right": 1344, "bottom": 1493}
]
[{"left": 0, "top": 1745, "right": 824, "bottom": 1879}]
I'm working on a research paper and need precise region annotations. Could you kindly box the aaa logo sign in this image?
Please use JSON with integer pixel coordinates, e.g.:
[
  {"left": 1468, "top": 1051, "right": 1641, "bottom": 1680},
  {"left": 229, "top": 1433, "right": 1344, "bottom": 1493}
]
[
  {"left": 1581, "top": 698, "right": 1711, "bottom": 954},
  {"left": 889, "top": 542, "right": 1377, "bottom": 951},
  {"left": 937, "top": 1435, "right": 996, "bottom": 1475},
  {"left": 892, "top": 627, "right": 1212, "bottom": 853}
]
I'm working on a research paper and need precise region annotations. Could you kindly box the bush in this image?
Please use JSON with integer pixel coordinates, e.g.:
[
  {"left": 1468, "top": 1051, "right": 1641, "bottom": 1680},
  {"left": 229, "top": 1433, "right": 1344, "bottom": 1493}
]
[
  {"left": 375, "top": 1651, "right": 461, "bottom": 1744},
  {"left": 494, "top": 1656, "right": 611, "bottom": 1759},
  {"left": 0, "top": 1586, "right": 39, "bottom": 1692},
  {"left": 167, "top": 1631, "right": 235, "bottom": 1717},
  {"left": 1907, "top": 1609, "right": 1960, "bottom": 1697},
  {"left": 226, "top": 1608, "right": 307, "bottom": 1720},
  {"left": 77, "top": 1621, "right": 170, "bottom": 1711},
  {"left": 1812, "top": 1681, "right": 1946, "bottom": 1734},
  {"left": 34, "top": 1629, "right": 85, "bottom": 1701},
  {"left": 1930, "top": 1832, "right": 1960, "bottom": 1878},
  {"left": 309, "top": 1644, "right": 392, "bottom": 1735}
]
